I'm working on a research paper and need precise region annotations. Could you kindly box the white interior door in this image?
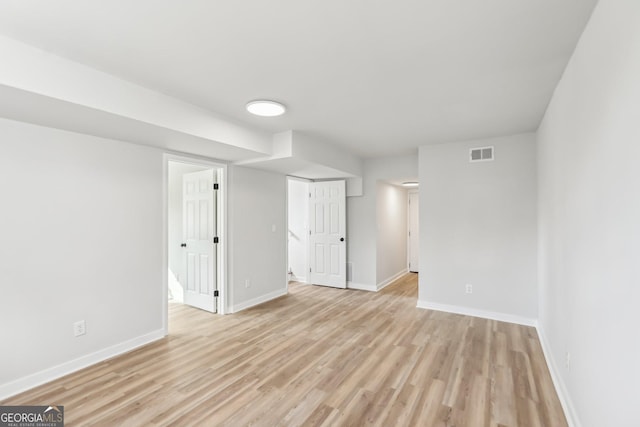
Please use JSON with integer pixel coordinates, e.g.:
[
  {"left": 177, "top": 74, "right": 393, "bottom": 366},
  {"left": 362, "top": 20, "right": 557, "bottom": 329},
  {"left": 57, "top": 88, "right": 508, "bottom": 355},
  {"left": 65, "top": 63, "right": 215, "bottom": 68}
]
[
  {"left": 408, "top": 192, "right": 419, "bottom": 272},
  {"left": 183, "top": 169, "right": 217, "bottom": 312},
  {"left": 308, "top": 180, "right": 346, "bottom": 288}
]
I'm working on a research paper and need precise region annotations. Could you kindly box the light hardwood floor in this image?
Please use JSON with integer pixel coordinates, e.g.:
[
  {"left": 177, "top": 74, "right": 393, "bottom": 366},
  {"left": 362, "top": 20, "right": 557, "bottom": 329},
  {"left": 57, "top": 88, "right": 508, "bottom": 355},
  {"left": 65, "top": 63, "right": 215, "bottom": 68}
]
[{"left": 2, "top": 274, "right": 566, "bottom": 426}]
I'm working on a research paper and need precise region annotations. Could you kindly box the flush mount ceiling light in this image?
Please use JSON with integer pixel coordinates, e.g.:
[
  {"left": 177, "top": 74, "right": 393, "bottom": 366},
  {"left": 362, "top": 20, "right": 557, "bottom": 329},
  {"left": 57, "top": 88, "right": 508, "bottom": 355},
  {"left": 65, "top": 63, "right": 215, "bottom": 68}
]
[
  {"left": 402, "top": 182, "right": 419, "bottom": 187},
  {"left": 246, "top": 100, "right": 286, "bottom": 117}
]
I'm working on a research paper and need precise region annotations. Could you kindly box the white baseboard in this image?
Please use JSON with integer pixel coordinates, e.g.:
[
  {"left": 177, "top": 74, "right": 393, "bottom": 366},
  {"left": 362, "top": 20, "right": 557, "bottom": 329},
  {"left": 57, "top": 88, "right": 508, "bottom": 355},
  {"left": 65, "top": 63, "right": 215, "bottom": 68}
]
[
  {"left": 348, "top": 270, "right": 409, "bottom": 293},
  {"left": 347, "top": 282, "right": 377, "bottom": 292},
  {"left": 0, "top": 329, "right": 165, "bottom": 401},
  {"left": 231, "top": 288, "right": 288, "bottom": 313},
  {"left": 289, "top": 275, "right": 307, "bottom": 283},
  {"left": 536, "top": 325, "right": 581, "bottom": 427},
  {"left": 416, "top": 300, "right": 537, "bottom": 327},
  {"left": 376, "top": 269, "right": 409, "bottom": 291}
]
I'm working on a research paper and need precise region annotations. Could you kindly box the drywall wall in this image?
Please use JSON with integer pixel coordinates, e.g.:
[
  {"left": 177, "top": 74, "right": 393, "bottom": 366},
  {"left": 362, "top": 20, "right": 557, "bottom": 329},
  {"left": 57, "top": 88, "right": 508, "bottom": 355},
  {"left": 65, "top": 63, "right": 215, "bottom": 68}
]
[
  {"left": 168, "top": 161, "right": 210, "bottom": 302},
  {"left": 292, "top": 131, "right": 363, "bottom": 178},
  {"left": 347, "top": 155, "right": 417, "bottom": 287},
  {"left": 287, "top": 178, "right": 310, "bottom": 282},
  {"left": 407, "top": 191, "right": 420, "bottom": 272},
  {"left": 537, "top": 1, "right": 640, "bottom": 425},
  {"left": 376, "top": 182, "right": 408, "bottom": 287},
  {"left": 227, "top": 165, "right": 287, "bottom": 311},
  {"left": 0, "top": 118, "right": 163, "bottom": 395},
  {"left": 418, "top": 133, "right": 537, "bottom": 321}
]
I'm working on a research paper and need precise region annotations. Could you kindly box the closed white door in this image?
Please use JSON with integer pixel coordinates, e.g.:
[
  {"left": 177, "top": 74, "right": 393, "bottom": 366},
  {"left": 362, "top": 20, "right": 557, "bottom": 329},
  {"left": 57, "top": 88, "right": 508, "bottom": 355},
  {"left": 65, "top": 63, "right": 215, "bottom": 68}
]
[
  {"left": 308, "top": 180, "right": 346, "bottom": 288},
  {"left": 408, "top": 192, "right": 419, "bottom": 272},
  {"left": 183, "top": 169, "right": 217, "bottom": 312}
]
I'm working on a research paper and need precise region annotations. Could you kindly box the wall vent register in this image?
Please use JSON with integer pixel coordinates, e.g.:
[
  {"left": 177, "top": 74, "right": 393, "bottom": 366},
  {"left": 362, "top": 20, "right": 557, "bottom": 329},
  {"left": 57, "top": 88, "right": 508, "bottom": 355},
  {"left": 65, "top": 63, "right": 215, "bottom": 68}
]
[{"left": 469, "top": 146, "right": 494, "bottom": 162}]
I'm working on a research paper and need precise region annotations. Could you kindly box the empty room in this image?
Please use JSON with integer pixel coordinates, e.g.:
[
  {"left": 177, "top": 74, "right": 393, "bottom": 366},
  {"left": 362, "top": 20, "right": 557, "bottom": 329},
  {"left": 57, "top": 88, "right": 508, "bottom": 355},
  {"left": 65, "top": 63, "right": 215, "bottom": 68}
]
[{"left": 0, "top": 1, "right": 638, "bottom": 426}]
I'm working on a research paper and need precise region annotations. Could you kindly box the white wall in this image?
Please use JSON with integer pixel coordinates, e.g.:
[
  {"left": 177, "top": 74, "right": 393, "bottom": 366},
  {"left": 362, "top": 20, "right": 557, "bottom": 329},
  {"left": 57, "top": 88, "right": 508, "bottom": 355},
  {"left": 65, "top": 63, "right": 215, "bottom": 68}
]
[
  {"left": 0, "top": 118, "right": 163, "bottom": 396},
  {"left": 537, "top": 1, "right": 640, "bottom": 426},
  {"left": 292, "top": 131, "right": 363, "bottom": 178},
  {"left": 376, "top": 182, "right": 408, "bottom": 287},
  {"left": 227, "top": 165, "right": 287, "bottom": 311},
  {"left": 287, "top": 178, "right": 309, "bottom": 282},
  {"left": 347, "top": 155, "right": 418, "bottom": 287},
  {"left": 168, "top": 162, "right": 209, "bottom": 302},
  {"left": 418, "top": 134, "right": 538, "bottom": 321}
]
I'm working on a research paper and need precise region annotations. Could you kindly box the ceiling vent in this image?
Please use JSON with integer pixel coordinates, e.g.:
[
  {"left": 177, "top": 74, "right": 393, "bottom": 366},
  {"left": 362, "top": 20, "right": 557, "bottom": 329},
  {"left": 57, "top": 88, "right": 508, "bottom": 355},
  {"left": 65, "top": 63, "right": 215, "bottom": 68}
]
[{"left": 469, "top": 146, "right": 494, "bottom": 162}]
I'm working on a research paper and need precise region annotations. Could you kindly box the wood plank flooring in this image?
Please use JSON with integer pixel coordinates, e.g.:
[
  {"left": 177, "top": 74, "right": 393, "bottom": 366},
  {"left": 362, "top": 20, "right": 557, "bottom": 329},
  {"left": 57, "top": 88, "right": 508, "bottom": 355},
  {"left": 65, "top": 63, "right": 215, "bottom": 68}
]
[{"left": 1, "top": 274, "right": 567, "bottom": 426}]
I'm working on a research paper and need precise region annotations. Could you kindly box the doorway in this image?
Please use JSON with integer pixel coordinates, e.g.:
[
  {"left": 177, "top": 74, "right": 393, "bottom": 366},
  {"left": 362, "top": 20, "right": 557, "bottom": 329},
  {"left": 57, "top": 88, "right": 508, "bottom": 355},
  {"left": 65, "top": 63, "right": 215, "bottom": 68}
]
[
  {"left": 286, "top": 177, "right": 347, "bottom": 289},
  {"left": 308, "top": 180, "right": 347, "bottom": 288},
  {"left": 164, "top": 156, "right": 227, "bottom": 333}
]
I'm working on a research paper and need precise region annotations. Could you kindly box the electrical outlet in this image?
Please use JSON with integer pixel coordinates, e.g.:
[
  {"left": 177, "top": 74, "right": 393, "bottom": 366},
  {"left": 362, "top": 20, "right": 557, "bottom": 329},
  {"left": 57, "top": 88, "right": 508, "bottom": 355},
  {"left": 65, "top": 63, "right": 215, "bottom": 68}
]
[
  {"left": 565, "top": 352, "right": 571, "bottom": 370},
  {"left": 245, "top": 279, "right": 251, "bottom": 288},
  {"left": 465, "top": 284, "right": 473, "bottom": 294},
  {"left": 74, "top": 320, "right": 86, "bottom": 337}
]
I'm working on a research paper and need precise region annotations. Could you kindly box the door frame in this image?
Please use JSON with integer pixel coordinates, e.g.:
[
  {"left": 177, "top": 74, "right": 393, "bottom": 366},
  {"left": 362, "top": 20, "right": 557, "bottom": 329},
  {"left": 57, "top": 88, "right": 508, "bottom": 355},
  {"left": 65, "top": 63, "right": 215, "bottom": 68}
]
[{"left": 163, "top": 153, "right": 228, "bottom": 335}]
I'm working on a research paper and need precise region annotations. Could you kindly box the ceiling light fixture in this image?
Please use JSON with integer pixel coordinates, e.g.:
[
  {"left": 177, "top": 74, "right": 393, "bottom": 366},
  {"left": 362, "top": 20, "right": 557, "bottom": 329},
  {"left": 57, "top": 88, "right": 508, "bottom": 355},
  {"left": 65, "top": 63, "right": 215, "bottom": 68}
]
[
  {"left": 246, "top": 100, "right": 286, "bottom": 117},
  {"left": 402, "top": 182, "right": 419, "bottom": 187}
]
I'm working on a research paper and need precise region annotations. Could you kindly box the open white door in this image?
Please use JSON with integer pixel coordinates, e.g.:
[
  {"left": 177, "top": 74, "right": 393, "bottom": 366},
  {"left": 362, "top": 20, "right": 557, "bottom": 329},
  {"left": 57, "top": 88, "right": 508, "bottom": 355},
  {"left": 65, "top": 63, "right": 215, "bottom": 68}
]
[
  {"left": 408, "top": 192, "right": 419, "bottom": 272},
  {"left": 308, "top": 180, "right": 347, "bottom": 288},
  {"left": 182, "top": 169, "right": 217, "bottom": 312}
]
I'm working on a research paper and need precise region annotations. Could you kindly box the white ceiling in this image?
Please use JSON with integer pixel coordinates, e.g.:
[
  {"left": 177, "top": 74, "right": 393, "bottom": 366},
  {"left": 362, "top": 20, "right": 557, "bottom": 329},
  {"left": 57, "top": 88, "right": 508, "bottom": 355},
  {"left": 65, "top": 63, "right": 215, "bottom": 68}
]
[{"left": 0, "top": 0, "right": 598, "bottom": 158}]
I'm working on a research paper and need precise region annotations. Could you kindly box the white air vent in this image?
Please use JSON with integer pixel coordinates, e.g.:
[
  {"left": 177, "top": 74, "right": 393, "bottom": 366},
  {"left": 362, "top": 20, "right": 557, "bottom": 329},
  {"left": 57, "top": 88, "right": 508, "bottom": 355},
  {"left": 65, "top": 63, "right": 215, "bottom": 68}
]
[{"left": 469, "top": 146, "right": 494, "bottom": 162}]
